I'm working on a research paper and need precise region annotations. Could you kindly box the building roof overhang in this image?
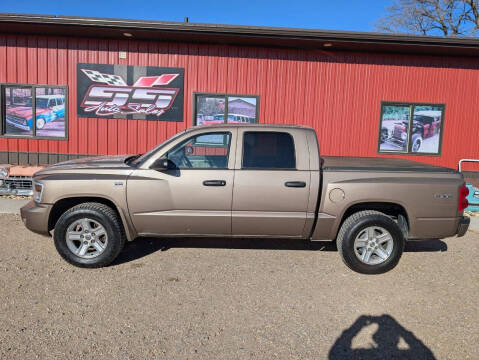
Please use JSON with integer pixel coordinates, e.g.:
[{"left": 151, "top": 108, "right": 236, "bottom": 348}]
[{"left": 1, "top": 13, "right": 479, "bottom": 57}]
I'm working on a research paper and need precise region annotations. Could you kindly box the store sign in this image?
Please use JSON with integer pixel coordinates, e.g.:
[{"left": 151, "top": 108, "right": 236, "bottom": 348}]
[{"left": 77, "top": 63, "right": 184, "bottom": 121}]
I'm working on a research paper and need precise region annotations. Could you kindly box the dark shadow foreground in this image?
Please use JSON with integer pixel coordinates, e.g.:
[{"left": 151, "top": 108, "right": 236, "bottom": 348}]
[
  {"left": 112, "top": 237, "right": 446, "bottom": 266},
  {"left": 329, "top": 315, "right": 436, "bottom": 360}
]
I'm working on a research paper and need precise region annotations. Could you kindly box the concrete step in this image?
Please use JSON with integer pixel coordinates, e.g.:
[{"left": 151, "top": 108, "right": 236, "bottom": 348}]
[{"left": 469, "top": 216, "right": 479, "bottom": 232}]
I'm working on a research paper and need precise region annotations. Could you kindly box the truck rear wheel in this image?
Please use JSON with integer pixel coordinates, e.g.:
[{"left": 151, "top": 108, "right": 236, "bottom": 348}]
[
  {"left": 36, "top": 117, "right": 46, "bottom": 129},
  {"left": 53, "top": 202, "right": 126, "bottom": 268},
  {"left": 336, "top": 211, "right": 405, "bottom": 274}
]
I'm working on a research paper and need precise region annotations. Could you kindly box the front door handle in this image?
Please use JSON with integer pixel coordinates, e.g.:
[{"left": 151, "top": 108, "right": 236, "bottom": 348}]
[
  {"left": 203, "top": 180, "right": 226, "bottom": 186},
  {"left": 285, "top": 181, "right": 306, "bottom": 188}
]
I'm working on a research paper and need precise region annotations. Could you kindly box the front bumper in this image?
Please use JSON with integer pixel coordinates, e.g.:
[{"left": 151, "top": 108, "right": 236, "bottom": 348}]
[
  {"left": 20, "top": 200, "right": 52, "bottom": 236},
  {"left": 6, "top": 118, "right": 31, "bottom": 131},
  {"left": 457, "top": 216, "right": 470, "bottom": 237},
  {"left": 0, "top": 185, "right": 33, "bottom": 196}
]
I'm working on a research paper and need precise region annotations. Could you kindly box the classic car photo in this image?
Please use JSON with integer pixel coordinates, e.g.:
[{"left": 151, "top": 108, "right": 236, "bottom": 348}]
[
  {"left": 380, "top": 109, "right": 442, "bottom": 153},
  {"left": 6, "top": 94, "right": 65, "bottom": 133}
]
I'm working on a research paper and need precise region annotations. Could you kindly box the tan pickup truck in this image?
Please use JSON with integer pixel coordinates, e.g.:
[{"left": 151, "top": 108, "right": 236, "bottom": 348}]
[{"left": 20, "top": 124, "right": 470, "bottom": 274}]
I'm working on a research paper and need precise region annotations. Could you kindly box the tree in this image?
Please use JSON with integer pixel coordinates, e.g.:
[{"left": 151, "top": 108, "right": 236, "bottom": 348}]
[{"left": 376, "top": 0, "right": 479, "bottom": 36}]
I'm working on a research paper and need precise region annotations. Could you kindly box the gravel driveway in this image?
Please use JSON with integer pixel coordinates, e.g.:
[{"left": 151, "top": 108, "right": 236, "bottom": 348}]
[{"left": 0, "top": 213, "right": 478, "bottom": 359}]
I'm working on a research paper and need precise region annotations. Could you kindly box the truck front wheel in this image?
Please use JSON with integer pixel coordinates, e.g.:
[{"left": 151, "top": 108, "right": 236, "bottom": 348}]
[
  {"left": 336, "top": 211, "right": 405, "bottom": 274},
  {"left": 53, "top": 202, "right": 126, "bottom": 268}
]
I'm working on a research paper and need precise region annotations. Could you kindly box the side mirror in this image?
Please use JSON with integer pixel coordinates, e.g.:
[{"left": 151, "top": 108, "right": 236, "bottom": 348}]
[{"left": 150, "top": 157, "right": 175, "bottom": 171}]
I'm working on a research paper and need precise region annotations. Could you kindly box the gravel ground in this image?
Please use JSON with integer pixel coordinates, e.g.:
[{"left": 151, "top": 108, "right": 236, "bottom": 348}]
[
  {"left": 0, "top": 213, "right": 478, "bottom": 360},
  {"left": 0, "top": 198, "right": 30, "bottom": 214}
]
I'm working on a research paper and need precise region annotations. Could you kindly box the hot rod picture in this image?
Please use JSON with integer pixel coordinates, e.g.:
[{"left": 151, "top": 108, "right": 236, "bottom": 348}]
[{"left": 380, "top": 109, "right": 442, "bottom": 154}]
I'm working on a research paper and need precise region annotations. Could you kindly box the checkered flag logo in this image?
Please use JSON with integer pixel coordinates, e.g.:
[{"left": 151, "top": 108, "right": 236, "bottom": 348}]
[{"left": 81, "top": 69, "right": 127, "bottom": 86}]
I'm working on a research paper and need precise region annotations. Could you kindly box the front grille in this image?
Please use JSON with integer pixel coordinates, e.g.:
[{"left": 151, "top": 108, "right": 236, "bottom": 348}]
[
  {"left": 7, "top": 115, "right": 27, "bottom": 125},
  {"left": 393, "top": 127, "right": 403, "bottom": 139},
  {"left": 4, "top": 176, "right": 33, "bottom": 190}
]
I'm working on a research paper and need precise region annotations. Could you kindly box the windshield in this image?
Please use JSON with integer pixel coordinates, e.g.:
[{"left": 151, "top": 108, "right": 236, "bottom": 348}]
[
  {"left": 25, "top": 98, "right": 49, "bottom": 108},
  {"left": 127, "top": 130, "right": 187, "bottom": 167},
  {"left": 413, "top": 115, "right": 434, "bottom": 124}
]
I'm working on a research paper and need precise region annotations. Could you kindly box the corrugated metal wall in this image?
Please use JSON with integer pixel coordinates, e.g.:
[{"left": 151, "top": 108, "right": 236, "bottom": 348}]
[{"left": 1, "top": 33, "right": 479, "bottom": 169}]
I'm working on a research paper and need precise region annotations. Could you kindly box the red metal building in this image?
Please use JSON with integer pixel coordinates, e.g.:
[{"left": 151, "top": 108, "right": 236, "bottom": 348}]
[{"left": 0, "top": 13, "right": 478, "bottom": 171}]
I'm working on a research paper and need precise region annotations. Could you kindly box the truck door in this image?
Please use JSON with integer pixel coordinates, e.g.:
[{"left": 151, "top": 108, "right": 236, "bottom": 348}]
[
  {"left": 126, "top": 130, "right": 236, "bottom": 236},
  {"left": 231, "top": 129, "right": 312, "bottom": 237}
]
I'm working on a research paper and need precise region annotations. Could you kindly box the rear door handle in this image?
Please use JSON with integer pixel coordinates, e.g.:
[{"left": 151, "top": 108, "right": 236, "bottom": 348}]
[
  {"left": 285, "top": 181, "right": 306, "bottom": 188},
  {"left": 203, "top": 180, "right": 226, "bottom": 186}
]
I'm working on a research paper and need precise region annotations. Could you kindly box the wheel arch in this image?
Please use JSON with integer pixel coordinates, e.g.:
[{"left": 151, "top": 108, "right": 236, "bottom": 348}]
[
  {"left": 48, "top": 196, "right": 135, "bottom": 241},
  {"left": 336, "top": 201, "right": 409, "bottom": 239}
]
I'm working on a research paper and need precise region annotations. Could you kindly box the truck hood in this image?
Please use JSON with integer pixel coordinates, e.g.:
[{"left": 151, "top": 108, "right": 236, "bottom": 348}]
[
  {"left": 322, "top": 156, "right": 458, "bottom": 173},
  {"left": 35, "top": 155, "right": 133, "bottom": 174},
  {"left": 7, "top": 106, "right": 34, "bottom": 119}
]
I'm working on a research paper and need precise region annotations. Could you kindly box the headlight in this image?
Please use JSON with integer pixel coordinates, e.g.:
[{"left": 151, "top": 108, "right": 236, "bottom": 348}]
[
  {"left": 33, "top": 181, "right": 44, "bottom": 203},
  {"left": 0, "top": 168, "right": 8, "bottom": 178},
  {"left": 401, "top": 132, "right": 407, "bottom": 140}
]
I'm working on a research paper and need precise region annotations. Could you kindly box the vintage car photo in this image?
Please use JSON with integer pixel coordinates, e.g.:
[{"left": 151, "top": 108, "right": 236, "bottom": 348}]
[
  {"left": 4, "top": 87, "right": 66, "bottom": 138},
  {"left": 379, "top": 105, "right": 443, "bottom": 154},
  {"left": 195, "top": 95, "right": 257, "bottom": 125}
]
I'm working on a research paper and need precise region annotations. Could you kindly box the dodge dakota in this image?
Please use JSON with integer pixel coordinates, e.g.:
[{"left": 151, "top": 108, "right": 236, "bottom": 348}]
[{"left": 20, "top": 124, "right": 470, "bottom": 274}]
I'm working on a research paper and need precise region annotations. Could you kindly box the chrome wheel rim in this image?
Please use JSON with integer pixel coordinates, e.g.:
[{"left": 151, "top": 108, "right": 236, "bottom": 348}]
[
  {"left": 66, "top": 218, "right": 108, "bottom": 259},
  {"left": 36, "top": 118, "right": 45, "bottom": 129},
  {"left": 353, "top": 226, "right": 394, "bottom": 265}
]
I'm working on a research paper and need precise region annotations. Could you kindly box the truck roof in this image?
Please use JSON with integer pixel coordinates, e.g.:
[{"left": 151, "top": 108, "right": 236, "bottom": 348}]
[
  {"left": 189, "top": 123, "right": 315, "bottom": 131},
  {"left": 36, "top": 94, "right": 64, "bottom": 99},
  {"left": 414, "top": 110, "right": 442, "bottom": 117}
]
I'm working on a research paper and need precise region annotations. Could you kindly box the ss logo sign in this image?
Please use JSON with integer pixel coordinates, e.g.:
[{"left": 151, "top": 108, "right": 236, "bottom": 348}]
[
  {"left": 79, "top": 69, "right": 181, "bottom": 117},
  {"left": 81, "top": 86, "right": 179, "bottom": 116}
]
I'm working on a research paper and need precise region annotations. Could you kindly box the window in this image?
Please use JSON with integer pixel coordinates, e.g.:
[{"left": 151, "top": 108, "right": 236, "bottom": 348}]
[
  {"left": 167, "top": 132, "right": 231, "bottom": 169},
  {"left": 1, "top": 84, "right": 68, "bottom": 139},
  {"left": 378, "top": 102, "right": 444, "bottom": 155},
  {"left": 242, "top": 132, "right": 296, "bottom": 169},
  {"left": 194, "top": 93, "right": 259, "bottom": 125}
]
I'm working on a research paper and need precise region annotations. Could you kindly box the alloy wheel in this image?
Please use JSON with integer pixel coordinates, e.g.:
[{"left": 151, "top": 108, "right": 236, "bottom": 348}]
[
  {"left": 353, "top": 226, "right": 394, "bottom": 265},
  {"left": 65, "top": 218, "right": 108, "bottom": 259}
]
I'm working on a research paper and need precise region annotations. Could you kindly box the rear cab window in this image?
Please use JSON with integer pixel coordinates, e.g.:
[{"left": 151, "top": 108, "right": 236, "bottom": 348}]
[{"left": 242, "top": 131, "right": 296, "bottom": 169}]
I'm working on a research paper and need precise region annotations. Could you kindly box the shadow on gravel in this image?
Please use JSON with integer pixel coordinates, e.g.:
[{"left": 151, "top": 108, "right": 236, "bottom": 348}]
[
  {"left": 405, "top": 239, "right": 447, "bottom": 252},
  {"left": 329, "top": 314, "right": 436, "bottom": 360},
  {"left": 112, "top": 237, "right": 447, "bottom": 266}
]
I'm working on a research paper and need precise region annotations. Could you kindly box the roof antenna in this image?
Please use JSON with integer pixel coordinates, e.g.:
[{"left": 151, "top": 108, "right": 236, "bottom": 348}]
[{"left": 184, "top": 17, "right": 189, "bottom": 23}]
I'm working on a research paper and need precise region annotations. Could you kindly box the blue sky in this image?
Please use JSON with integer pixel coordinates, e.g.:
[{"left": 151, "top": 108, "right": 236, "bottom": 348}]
[{"left": 1, "top": 0, "right": 391, "bottom": 32}]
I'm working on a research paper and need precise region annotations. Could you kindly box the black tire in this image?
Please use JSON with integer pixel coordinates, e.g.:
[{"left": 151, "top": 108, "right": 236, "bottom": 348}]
[
  {"left": 336, "top": 210, "right": 405, "bottom": 274},
  {"left": 411, "top": 133, "right": 422, "bottom": 152},
  {"left": 380, "top": 128, "right": 388, "bottom": 144},
  {"left": 53, "top": 202, "right": 126, "bottom": 268}
]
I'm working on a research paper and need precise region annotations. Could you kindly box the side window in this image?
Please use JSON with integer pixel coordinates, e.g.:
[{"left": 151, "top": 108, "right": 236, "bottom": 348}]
[
  {"left": 194, "top": 93, "right": 259, "bottom": 125},
  {"left": 167, "top": 132, "right": 231, "bottom": 169},
  {"left": 242, "top": 132, "right": 296, "bottom": 169},
  {"left": 379, "top": 102, "right": 444, "bottom": 155},
  {"left": 1, "top": 84, "right": 68, "bottom": 139}
]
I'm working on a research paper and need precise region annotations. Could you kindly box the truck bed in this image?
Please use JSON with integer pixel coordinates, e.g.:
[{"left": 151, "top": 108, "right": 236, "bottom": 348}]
[{"left": 321, "top": 156, "right": 458, "bottom": 173}]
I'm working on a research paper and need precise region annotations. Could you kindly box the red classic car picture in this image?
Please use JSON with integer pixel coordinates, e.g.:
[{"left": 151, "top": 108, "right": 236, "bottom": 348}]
[
  {"left": 4, "top": 88, "right": 66, "bottom": 138},
  {"left": 380, "top": 107, "right": 443, "bottom": 154}
]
